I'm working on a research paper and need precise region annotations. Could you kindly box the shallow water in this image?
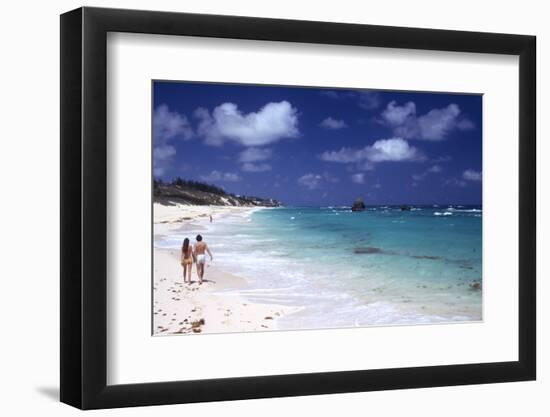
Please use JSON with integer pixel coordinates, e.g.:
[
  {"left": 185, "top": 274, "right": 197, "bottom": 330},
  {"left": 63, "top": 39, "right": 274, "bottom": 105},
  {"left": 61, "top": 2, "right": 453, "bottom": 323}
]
[{"left": 156, "top": 205, "right": 482, "bottom": 329}]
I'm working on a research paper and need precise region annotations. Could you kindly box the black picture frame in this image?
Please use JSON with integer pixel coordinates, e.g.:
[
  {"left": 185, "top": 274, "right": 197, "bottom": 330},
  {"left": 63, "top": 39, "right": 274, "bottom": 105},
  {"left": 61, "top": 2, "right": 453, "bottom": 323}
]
[{"left": 60, "top": 6, "right": 536, "bottom": 410}]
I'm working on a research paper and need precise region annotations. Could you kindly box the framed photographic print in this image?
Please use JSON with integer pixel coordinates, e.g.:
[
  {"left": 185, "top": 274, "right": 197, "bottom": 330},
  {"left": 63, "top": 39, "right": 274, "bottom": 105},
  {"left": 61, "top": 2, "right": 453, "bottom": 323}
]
[{"left": 60, "top": 6, "right": 536, "bottom": 409}]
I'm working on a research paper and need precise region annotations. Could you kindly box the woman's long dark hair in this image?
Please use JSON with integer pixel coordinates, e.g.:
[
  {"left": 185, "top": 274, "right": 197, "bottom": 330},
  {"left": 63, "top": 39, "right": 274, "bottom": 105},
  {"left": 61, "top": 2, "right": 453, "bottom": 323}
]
[{"left": 182, "top": 238, "right": 190, "bottom": 255}]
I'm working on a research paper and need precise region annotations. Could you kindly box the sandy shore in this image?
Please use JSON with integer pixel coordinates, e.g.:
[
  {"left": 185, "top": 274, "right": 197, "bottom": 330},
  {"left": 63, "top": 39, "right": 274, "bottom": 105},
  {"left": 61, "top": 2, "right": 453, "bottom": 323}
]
[
  {"left": 153, "top": 203, "right": 297, "bottom": 335},
  {"left": 154, "top": 202, "right": 262, "bottom": 237}
]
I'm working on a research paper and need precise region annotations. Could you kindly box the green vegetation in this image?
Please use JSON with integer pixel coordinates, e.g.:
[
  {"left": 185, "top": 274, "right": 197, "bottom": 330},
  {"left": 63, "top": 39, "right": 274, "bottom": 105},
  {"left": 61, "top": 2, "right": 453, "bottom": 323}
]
[
  {"left": 153, "top": 177, "right": 282, "bottom": 207},
  {"left": 155, "top": 177, "right": 226, "bottom": 196}
]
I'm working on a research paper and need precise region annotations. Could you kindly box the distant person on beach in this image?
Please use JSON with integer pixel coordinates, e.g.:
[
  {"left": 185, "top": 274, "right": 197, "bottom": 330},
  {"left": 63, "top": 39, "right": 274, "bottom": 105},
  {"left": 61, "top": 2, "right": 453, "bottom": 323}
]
[
  {"left": 209, "top": 215, "right": 213, "bottom": 223},
  {"left": 180, "top": 238, "right": 194, "bottom": 284},
  {"left": 194, "top": 234, "right": 213, "bottom": 285}
]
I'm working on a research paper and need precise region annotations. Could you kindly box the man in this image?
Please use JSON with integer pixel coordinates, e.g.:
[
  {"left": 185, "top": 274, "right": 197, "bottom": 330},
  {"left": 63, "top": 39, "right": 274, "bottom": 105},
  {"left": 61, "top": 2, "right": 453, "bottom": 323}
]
[{"left": 194, "top": 234, "right": 213, "bottom": 285}]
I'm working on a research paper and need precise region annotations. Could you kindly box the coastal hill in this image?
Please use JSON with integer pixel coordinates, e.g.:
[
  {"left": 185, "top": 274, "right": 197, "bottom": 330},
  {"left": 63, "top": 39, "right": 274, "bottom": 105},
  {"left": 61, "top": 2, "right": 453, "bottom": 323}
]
[{"left": 154, "top": 178, "right": 282, "bottom": 207}]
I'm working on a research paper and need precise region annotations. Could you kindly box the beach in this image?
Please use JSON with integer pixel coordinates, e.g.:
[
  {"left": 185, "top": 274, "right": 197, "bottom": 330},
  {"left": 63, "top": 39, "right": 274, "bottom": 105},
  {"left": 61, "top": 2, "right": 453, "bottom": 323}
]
[
  {"left": 153, "top": 203, "right": 298, "bottom": 335},
  {"left": 154, "top": 203, "right": 482, "bottom": 335}
]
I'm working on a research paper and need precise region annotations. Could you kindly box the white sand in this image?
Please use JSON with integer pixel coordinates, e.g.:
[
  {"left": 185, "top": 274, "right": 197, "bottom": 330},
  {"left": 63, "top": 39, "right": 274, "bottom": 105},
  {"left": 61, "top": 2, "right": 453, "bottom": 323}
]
[
  {"left": 154, "top": 202, "right": 262, "bottom": 236},
  {"left": 153, "top": 204, "right": 297, "bottom": 335}
]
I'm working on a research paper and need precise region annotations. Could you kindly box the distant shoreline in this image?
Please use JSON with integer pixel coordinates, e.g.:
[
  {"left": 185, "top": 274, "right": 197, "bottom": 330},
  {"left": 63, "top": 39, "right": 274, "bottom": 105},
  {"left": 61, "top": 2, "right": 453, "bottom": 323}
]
[{"left": 154, "top": 179, "right": 283, "bottom": 208}]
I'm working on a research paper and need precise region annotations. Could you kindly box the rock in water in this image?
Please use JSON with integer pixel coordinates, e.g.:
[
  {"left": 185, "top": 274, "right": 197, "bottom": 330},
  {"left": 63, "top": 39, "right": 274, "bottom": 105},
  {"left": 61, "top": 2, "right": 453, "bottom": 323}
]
[
  {"left": 469, "top": 281, "right": 482, "bottom": 291},
  {"left": 351, "top": 198, "right": 366, "bottom": 212},
  {"left": 354, "top": 246, "right": 383, "bottom": 254}
]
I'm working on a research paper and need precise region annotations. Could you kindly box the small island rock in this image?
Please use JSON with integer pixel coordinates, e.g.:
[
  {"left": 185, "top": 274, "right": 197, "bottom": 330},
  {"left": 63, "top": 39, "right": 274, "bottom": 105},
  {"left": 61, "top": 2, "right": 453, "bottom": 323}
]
[{"left": 351, "top": 198, "right": 366, "bottom": 212}]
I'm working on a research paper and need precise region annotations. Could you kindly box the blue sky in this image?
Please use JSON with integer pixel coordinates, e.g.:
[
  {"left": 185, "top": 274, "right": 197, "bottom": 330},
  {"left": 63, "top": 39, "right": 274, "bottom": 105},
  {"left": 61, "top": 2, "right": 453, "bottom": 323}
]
[{"left": 153, "top": 81, "right": 482, "bottom": 206}]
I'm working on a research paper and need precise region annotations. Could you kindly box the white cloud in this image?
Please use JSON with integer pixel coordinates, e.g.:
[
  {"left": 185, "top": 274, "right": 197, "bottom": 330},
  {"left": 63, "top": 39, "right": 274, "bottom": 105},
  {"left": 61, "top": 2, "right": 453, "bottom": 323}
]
[
  {"left": 351, "top": 173, "right": 366, "bottom": 184},
  {"left": 382, "top": 101, "right": 417, "bottom": 126},
  {"left": 298, "top": 173, "right": 323, "bottom": 190},
  {"left": 297, "top": 172, "right": 338, "bottom": 190},
  {"left": 195, "top": 101, "right": 299, "bottom": 147},
  {"left": 380, "top": 101, "right": 474, "bottom": 141},
  {"left": 153, "top": 144, "right": 176, "bottom": 161},
  {"left": 152, "top": 104, "right": 194, "bottom": 177},
  {"left": 320, "top": 147, "right": 367, "bottom": 163},
  {"left": 200, "top": 171, "right": 242, "bottom": 183},
  {"left": 368, "top": 138, "right": 423, "bottom": 162},
  {"left": 153, "top": 144, "right": 176, "bottom": 177},
  {"left": 417, "top": 104, "right": 461, "bottom": 140},
  {"left": 241, "top": 162, "right": 272, "bottom": 172},
  {"left": 238, "top": 147, "right": 272, "bottom": 163},
  {"left": 463, "top": 169, "right": 482, "bottom": 181},
  {"left": 154, "top": 104, "right": 194, "bottom": 143},
  {"left": 320, "top": 138, "right": 425, "bottom": 169},
  {"left": 320, "top": 117, "right": 348, "bottom": 129},
  {"left": 457, "top": 119, "right": 475, "bottom": 130},
  {"left": 238, "top": 147, "right": 272, "bottom": 172}
]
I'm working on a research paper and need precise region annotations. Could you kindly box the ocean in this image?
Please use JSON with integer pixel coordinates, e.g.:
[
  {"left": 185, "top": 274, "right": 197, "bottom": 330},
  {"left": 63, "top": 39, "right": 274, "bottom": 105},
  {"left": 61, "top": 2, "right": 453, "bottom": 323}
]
[{"left": 156, "top": 205, "right": 482, "bottom": 330}]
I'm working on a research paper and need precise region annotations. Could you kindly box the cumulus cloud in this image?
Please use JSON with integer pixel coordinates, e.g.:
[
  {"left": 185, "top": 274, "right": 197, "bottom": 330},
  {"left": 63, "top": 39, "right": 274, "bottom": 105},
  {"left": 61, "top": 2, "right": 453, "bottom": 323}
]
[
  {"left": 298, "top": 173, "right": 323, "bottom": 190},
  {"left": 200, "top": 171, "right": 242, "bottom": 183},
  {"left": 153, "top": 144, "right": 176, "bottom": 161},
  {"left": 152, "top": 104, "right": 194, "bottom": 177},
  {"left": 380, "top": 101, "right": 474, "bottom": 141},
  {"left": 444, "top": 170, "right": 481, "bottom": 187},
  {"left": 382, "top": 101, "right": 417, "bottom": 126},
  {"left": 153, "top": 145, "right": 176, "bottom": 177},
  {"left": 154, "top": 104, "right": 194, "bottom": 143},
  {"left": 320, "top": 117, "right": 348, "bottom": 129},
  {"left": 237, "top": 147, "right": 273, "bottom": 172},
  {"left": 368, "top": 138, "right": 424, "bottom": 162},
  {"left": 463, "top": 169, "right": 482, "bottom": 181},
  {"left": 351, "top": 173, "right": 366, "bottom": 184},
  {"left": 320, "top": 137, "right": 425, "bottom": 169},
  {"left": 297, "top": 172, "right": 339, "bottom": 190},
  {"left": 417, "top": 105, "right": 462, "bottom": 140},
  {"left": 194, "top": 101, "right": 299, "bottom": 147}
]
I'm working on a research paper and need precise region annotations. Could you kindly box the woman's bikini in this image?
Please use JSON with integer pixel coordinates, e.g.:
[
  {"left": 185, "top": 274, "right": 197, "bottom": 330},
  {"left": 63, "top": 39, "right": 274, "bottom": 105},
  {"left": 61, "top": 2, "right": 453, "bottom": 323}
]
[{"left": 181, "top": 247, "right": 193, "bottom": 265}]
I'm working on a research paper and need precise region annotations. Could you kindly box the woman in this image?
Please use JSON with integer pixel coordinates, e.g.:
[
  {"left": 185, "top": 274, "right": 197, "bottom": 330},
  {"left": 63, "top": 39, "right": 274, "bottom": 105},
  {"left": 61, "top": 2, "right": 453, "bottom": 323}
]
[{"left": 180, "top": 238, "right": 194, "bottom": 284}]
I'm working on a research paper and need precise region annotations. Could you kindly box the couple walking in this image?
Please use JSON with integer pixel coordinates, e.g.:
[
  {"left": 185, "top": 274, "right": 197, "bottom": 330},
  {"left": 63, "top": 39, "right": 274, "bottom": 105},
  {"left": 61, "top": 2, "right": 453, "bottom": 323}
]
[{"left": 181, "top": 234, "right": 213, "bottom": 285}]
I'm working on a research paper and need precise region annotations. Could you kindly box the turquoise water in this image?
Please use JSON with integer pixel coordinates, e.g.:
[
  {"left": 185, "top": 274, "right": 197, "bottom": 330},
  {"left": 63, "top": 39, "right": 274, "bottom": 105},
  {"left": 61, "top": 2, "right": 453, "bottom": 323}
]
[{"left": 156, "top": 205, "right": 482, "bottom": 329}]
